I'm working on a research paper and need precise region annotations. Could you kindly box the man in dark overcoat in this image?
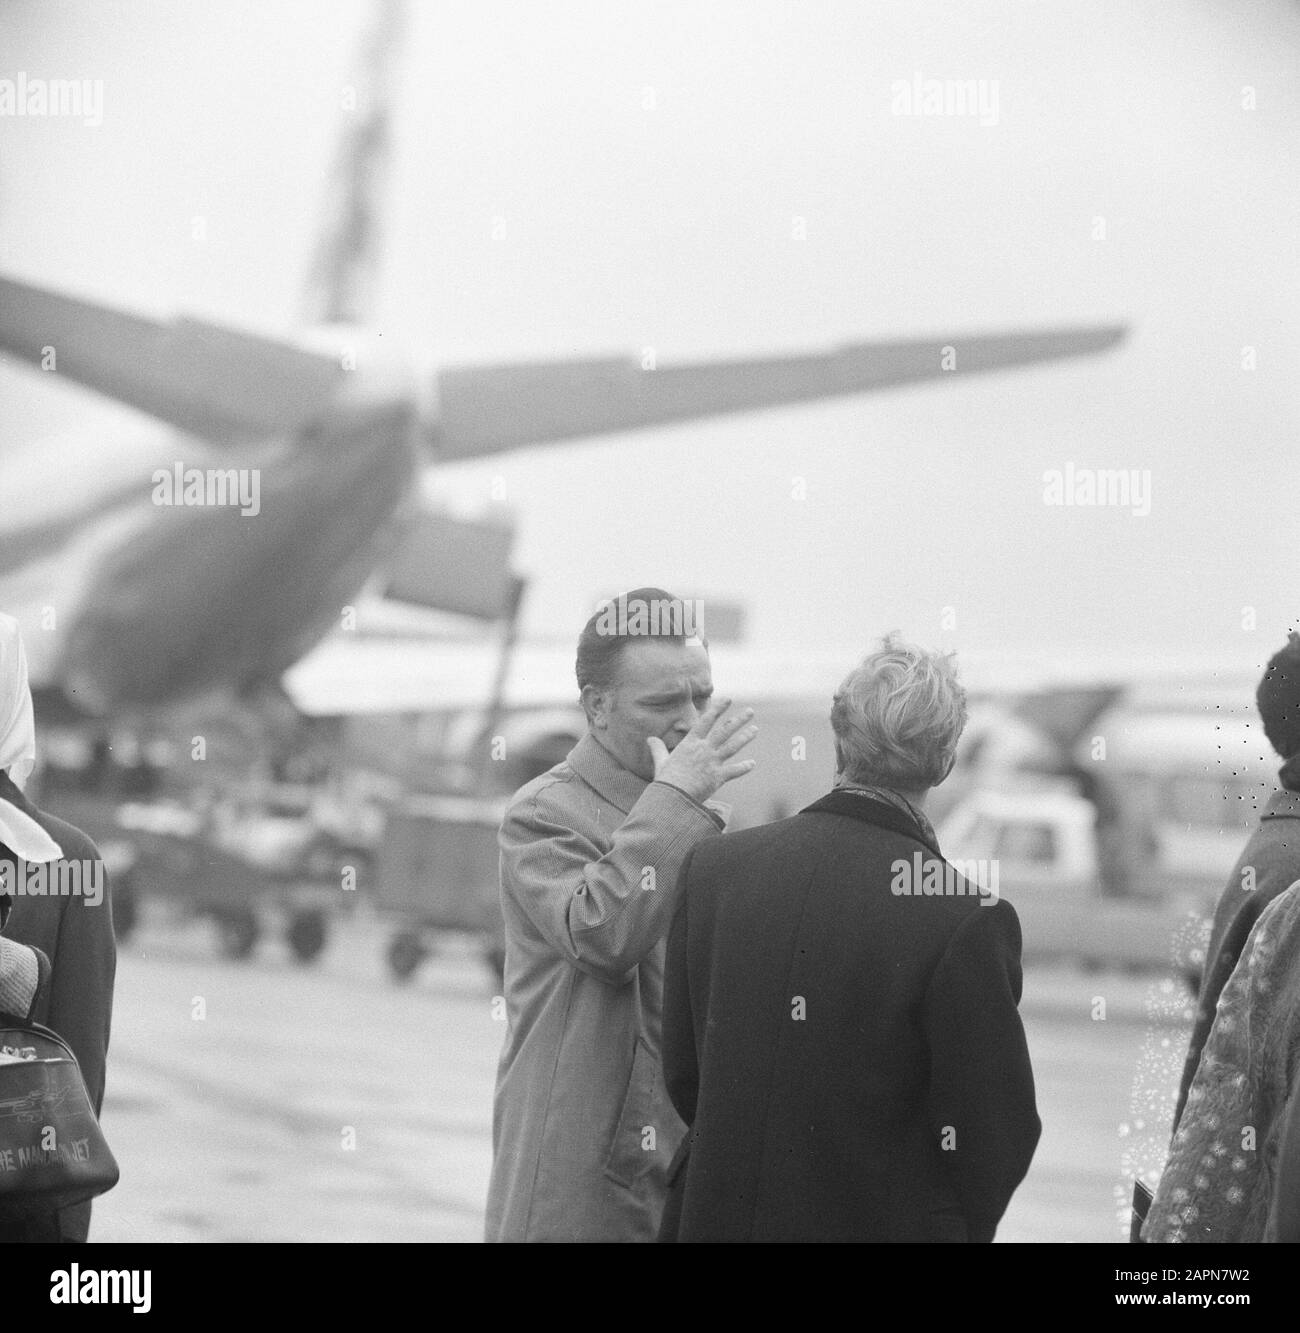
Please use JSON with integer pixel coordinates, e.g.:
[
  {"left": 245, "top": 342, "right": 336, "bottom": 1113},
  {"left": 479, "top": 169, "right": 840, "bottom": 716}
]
[{"left": 659, "top": 634, "right": 1040, "bottom": 1242}]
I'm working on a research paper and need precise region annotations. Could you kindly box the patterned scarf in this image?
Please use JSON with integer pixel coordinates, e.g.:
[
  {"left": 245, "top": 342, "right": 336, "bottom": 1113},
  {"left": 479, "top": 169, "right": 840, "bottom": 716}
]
[{"left": 835, "top": 782, "right": 938, "bottom": 848}]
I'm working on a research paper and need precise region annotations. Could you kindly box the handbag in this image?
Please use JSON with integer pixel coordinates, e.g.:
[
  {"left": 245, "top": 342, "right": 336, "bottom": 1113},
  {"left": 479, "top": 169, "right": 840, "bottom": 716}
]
[{"left": 0, "top": 1013, "right": 119, "bottom": 1216}]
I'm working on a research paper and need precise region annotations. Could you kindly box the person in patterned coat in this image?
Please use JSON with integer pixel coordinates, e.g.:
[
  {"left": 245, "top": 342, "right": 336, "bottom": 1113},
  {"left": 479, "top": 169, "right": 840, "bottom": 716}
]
[
  {"left": 1170, "top": 633, "right": 1300, "bottom": 1132},
  {"left": 1143, "top": 879, "right": 1300, "bottom": 1242}
]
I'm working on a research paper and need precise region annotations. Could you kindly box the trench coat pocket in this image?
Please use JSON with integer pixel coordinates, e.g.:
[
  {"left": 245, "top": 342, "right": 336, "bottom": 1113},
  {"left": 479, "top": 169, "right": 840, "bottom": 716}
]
[{"left": 603, "top": 1038, "right": 656, "bottom": 1190}]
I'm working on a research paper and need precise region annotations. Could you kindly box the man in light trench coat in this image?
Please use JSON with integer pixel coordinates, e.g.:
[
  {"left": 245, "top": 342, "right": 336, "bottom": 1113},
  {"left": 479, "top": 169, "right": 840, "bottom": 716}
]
[{"left": 485, "top": 588, "right": 757, "bottom": 1242}]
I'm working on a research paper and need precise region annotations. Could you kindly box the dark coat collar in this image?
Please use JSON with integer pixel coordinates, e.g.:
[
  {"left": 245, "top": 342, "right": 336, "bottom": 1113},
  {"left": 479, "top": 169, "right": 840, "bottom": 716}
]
[{"left": 800, "top": 788, "right": 943, "bottom": 858}]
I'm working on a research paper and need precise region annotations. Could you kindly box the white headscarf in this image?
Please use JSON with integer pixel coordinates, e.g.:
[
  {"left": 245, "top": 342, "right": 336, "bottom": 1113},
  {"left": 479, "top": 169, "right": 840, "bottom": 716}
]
[{"left": 0, "top": 612, "right": 64, "bottom": 863}]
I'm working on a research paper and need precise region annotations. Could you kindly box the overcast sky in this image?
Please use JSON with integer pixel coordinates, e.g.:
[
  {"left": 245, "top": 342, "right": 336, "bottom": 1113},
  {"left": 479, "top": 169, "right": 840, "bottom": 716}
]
[{"left": 2, "top": 0, "right": 1297, "bottom": 677}]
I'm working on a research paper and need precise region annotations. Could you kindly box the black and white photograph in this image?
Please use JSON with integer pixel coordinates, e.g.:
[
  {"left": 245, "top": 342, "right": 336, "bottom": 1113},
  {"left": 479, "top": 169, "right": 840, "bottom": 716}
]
[{"left": 0, "top": 0, "right": 1297, "bottom": 1289}]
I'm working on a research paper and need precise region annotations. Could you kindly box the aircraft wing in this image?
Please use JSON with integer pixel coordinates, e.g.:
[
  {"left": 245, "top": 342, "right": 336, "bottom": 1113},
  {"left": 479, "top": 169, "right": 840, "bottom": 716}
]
[
  {"left": 0, "top": 274, "right": 343, "bottom": 442},
  {"left": 2, "top": 271, "right": 1125, "bottom": 454},
  {"left": 431, "top": 324, "right": 1126, "bottom": 458}
]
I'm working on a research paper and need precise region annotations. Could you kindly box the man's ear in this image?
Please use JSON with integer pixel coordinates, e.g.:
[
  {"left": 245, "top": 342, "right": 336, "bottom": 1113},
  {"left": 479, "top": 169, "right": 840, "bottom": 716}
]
[{"left": 581, "top": 684, "right": 608, "bottom": 729}]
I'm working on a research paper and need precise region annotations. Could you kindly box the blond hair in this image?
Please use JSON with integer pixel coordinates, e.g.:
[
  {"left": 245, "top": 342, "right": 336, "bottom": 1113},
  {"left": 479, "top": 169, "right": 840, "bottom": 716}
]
[{"left": 830, "top": 633, "right": 967, "bottom": 791}]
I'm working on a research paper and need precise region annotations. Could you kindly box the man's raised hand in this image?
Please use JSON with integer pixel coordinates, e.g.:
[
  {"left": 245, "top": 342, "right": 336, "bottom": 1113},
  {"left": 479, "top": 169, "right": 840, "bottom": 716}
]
[{"left": 646, "top": 699, "right": 758, "bottom": 805}]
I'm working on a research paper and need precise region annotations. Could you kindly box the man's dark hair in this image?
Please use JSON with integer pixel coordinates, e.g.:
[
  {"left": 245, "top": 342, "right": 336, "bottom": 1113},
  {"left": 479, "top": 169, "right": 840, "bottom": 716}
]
[
  {"left": 575, "top": 587, "right": 705, "bottom": 704},
  {"left": 1258, "top": 631, "right": 1300, "bottom": 759}
]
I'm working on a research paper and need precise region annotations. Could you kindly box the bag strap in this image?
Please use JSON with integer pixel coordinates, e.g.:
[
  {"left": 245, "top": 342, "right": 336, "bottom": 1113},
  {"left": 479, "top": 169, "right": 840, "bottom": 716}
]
[{"left": 0, "top": 1012, "right": 79, "bottom": 1061}]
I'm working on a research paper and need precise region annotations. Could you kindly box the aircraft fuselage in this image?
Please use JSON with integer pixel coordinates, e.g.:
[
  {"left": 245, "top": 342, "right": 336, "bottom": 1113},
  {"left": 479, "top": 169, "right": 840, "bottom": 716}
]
[{"left": 56, "top": 402, "right": 419, "bottom": 714}]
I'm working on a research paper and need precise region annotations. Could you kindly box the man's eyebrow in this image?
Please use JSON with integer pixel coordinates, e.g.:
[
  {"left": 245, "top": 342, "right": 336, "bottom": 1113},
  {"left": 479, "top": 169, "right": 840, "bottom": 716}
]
[{"left": 636, "top": 680, "right": 713, "bottom": 704}]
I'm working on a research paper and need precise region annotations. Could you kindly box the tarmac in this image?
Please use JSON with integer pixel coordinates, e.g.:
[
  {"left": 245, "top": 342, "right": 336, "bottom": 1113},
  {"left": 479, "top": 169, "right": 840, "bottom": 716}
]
[{"left": 89, "top": 908, "right": 1194, "bottom": 1243}]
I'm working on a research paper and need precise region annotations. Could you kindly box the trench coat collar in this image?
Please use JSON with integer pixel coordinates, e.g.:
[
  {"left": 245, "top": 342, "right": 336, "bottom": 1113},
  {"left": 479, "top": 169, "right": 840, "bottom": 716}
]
[
  {"left": 800, "top": 788, "right": 944, "bottom": 858},
  {"left": 1261, "top": 788, "right": 1300, "bottom": 823},
  {"left": 567, "top": 732, "right": 650, "bottom": 815}
]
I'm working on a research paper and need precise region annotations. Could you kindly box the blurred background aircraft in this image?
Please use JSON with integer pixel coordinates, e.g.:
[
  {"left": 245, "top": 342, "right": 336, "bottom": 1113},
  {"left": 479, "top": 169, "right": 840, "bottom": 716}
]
[
  {"left": 0, "top": 0, "right": 1290, "bottom": 980},
  {"left": 3, "top": 0, "right": 1295, "bottom": 1247},
  {"left": 0, "top": 1, "right": 1123, "bottom": 727},
  {"left": 1, "top": 0, "right": 1138, "bottom": 967}
]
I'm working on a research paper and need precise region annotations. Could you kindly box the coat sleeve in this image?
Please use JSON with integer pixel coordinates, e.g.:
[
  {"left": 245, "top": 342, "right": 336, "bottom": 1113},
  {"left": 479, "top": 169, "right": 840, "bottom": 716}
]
[
  {"left": 661, "top": 848, "right": 699, "bottom": 1127},
  {"left": 0, "top": 935, "right": 49, "bottom": 1021},
  {"left": 921, "top": 899, "right": 1040, "bottom": 1243},
  {"left": 500, "top": 779, "right": 722, "bottom": 985},
  {"left": 36, "top": 852, "right": 116, "bottom": 1115},
  {"left": 1173, "top": 888, "right": 1266, "bottom": 1132},
  {"left": 1267, "top": 1060, "right": 1300, "bottom": 1241}
]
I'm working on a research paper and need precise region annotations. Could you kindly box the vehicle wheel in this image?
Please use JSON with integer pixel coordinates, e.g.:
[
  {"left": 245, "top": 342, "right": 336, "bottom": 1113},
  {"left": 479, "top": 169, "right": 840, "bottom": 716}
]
[
  {"left": 112, "top": 883, "right": 138, "bottom": 942},
  {"left": 287, "top": 909, "right": 328, "bottom": 963},
  {"left": 485, "top": 945, "right": 506, "bottom": 985},
  {"left": 387, "top": 930, "right": 426, "bottom": 982},
  {"left": 215, "top": 909, "right": 260, "bottom": 960}
]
